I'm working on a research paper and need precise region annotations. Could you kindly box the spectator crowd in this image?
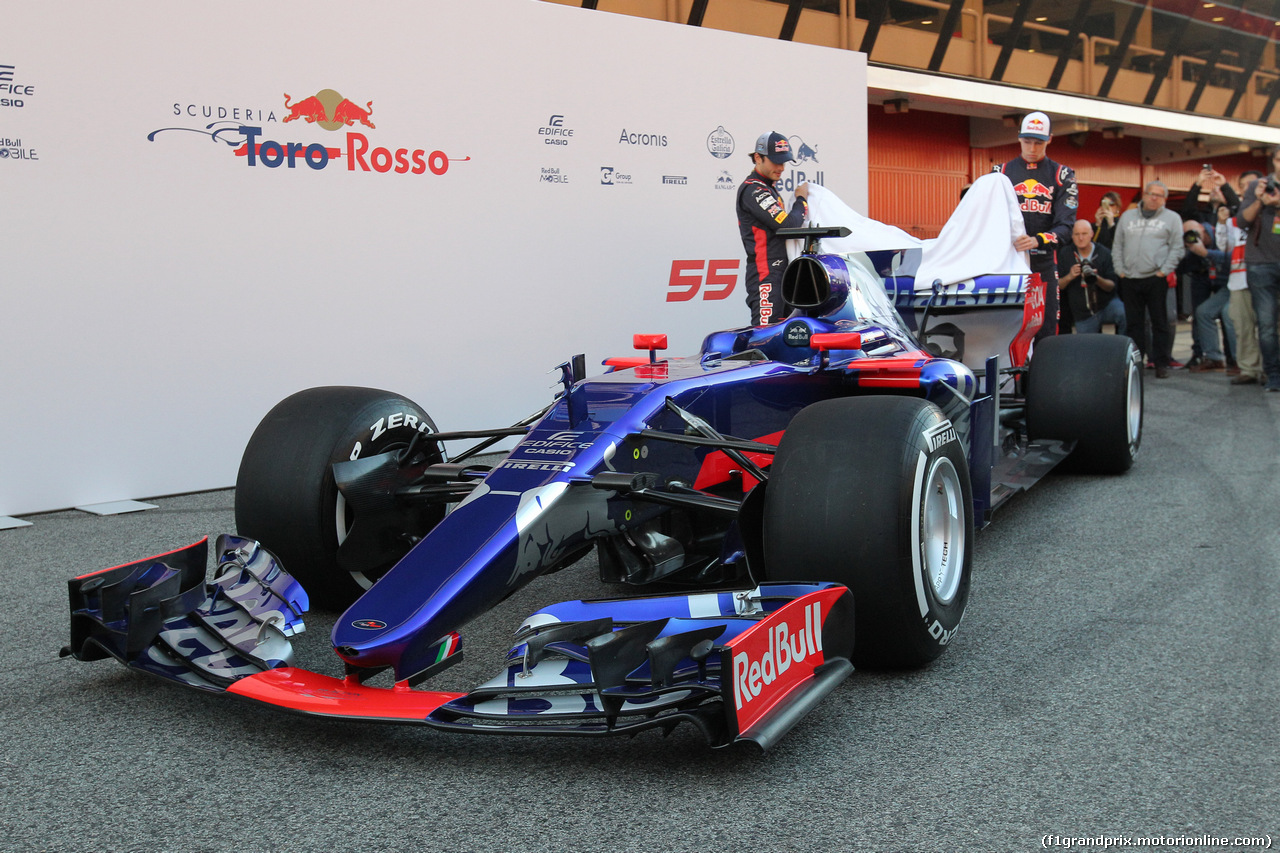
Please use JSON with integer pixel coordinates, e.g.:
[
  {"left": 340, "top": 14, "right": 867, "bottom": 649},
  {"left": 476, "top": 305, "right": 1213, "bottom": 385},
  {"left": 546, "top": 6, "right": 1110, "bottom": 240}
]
[{"left": 1004, "top": 112, "right": 1279, "bottom": 391}]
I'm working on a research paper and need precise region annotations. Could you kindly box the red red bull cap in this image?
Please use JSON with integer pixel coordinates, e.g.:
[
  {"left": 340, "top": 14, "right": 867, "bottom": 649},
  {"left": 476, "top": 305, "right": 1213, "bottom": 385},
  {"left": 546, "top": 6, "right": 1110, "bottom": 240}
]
[
  {"left": 754, "top": 131, "right": 796, "bottom": 164},
  {"left": 1019, "top": 112, "right": 1051, "bottom": 141}
]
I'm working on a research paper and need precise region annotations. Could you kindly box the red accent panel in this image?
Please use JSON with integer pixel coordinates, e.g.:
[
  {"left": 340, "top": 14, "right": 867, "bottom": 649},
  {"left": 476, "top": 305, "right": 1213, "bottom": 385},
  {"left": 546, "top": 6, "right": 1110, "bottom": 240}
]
[
  {"left": 1009, "top": 273, "right": 1045, "bottom": 367},
  {"left": 753, "top": 226, "right": 769, "bottom": 283},
  {"left": 228, "top": 668, "right": 463, "bottom": 721},
  {"left": 634, "top": 363, "right": 668, "bottom": 380},
  {"left": 603, "top": 357, "right": 650, "bottom": 370},
  {"left": 633, "top": 334, "right": 668, "bottom": 351},
  {"left": 724, "top": 587, "right": 846, "bottom": 738},
  {"left": 691, "top": 431, "right": 783, "bottom": 491},
  {"left": 76, "top": 538, "right": 209, "bottom": 580},
  {"left": 848, "top": 354, "right": 928, "bottom": 388},
  {"left": 811, "top": 332, "right": 862, "bottom": 351}
]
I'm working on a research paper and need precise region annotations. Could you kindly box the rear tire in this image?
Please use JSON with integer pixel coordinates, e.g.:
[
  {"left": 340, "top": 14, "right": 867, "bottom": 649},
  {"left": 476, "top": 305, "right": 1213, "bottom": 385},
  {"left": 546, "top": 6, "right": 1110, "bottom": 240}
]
[
  {"left": 1027, "top": 334, "right": 1142, "bottom": 474},
  {"left": 762, "top": 396, "right": 974, "bottom": 668},
  {"left": 235, "top": 386, "right": 443, "bottom": 610}
]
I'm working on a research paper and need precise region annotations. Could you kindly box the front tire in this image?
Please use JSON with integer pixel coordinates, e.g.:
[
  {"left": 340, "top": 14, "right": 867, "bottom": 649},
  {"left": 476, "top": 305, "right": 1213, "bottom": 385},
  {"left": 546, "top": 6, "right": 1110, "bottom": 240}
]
[
  {"left": 235, "top": 386, "right": 444, "bottom": 610},
  {"left": 762, "top": 396, "right": 974, "bottom": 668}
]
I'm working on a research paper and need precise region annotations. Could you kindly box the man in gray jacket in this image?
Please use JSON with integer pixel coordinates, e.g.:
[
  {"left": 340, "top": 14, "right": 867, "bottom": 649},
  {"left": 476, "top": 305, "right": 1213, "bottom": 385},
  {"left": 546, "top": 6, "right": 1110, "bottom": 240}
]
[{"left": 1113, "top": 181, "right": 1185, "bottom": 378}]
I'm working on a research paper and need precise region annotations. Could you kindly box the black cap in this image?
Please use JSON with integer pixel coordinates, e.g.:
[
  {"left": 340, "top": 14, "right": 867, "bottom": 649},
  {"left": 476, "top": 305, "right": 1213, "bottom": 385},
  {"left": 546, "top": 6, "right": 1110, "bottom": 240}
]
[{"left": 754, "top": 131, "right": 796, "bottom": 164}]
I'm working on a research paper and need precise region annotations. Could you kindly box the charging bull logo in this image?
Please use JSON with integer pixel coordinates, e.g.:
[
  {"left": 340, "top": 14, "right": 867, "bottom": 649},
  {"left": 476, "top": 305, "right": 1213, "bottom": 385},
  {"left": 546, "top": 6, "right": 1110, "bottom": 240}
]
[
  {"left": 788, "top": 136, "right": 819, "bottom": 164},
  {"left": 1013, "top": 178, "right": 1054, "bottom": 215},
  {"left": 283, "top": 89, "right": 375, "bottom": 131}
]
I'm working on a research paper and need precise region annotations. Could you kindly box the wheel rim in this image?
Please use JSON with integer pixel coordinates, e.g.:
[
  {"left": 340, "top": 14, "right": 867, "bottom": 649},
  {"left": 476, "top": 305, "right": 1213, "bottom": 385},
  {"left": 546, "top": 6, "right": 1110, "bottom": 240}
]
[
  {"left": 1126, "top": 348, "right": 1143, "bottom": 452},
  {"left": 922, "top": 456, "right": 965, "bottom": 605}
]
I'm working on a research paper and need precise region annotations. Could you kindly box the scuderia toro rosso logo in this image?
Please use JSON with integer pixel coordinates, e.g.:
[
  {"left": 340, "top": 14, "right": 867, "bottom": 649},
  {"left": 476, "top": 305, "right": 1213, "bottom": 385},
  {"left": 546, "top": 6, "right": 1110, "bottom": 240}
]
[{"left": 148, "top": 87, "right": 470, "bottom": 176}]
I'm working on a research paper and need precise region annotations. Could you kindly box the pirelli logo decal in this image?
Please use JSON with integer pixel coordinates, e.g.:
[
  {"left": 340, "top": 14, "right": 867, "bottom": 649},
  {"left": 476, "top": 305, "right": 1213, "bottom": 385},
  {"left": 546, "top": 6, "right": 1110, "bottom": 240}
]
[{"left": 924, "top": 420, "right": 958, "bottom": 452}]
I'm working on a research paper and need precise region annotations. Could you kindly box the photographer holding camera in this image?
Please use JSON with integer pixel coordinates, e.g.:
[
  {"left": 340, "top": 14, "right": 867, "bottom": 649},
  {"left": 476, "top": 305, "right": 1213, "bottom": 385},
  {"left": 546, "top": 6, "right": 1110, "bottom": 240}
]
[
  {"left": 1236, "top": 146, "right": 1280, "bottom": 391},
  {"left": 1180, "top": 219, "right": 1234, "bottom": 372},
  {"left": 1058, "top": 219, "right": 1125, "bottom": 334},
  {"left": 1181, "top": 164, "right": 1238, "bottom": 227}
]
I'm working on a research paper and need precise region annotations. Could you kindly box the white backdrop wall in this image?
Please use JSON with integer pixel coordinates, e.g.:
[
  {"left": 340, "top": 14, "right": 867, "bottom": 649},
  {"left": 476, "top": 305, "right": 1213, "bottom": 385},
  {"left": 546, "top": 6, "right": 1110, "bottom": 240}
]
[{"left": 1, "top": 0, "right": 867, "bottom": 517}]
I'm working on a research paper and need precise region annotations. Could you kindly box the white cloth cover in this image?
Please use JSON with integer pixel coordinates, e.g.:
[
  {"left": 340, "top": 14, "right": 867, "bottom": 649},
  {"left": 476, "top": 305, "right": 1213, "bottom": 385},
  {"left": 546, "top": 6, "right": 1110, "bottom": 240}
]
[
  {"left": 786, "top": 183, "right": 921, "bottom": 260},
  {"left": 913, "top": 171, "right": 1031, "bottom": 290},
  {"left": 786, "top": 172, "right": 1031, "bottom": 290}
]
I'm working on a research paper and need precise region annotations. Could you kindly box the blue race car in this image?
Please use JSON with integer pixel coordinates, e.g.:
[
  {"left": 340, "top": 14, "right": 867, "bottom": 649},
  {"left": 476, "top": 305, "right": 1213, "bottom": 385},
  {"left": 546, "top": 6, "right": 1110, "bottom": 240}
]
[{"left": 63, "top": 225, "right": 1142, "bottom": 750}]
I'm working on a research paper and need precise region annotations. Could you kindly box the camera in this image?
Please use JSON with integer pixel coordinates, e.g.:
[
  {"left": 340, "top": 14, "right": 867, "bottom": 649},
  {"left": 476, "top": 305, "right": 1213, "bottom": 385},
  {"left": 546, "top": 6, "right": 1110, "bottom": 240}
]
[
  {"left": 1184, "top": 231, "right": 1199, "bottom": 244},
  {"left": 1080, "top": 259, "right": 1097, "bottom": 284},
  {"left": 1267, "top": 176, "right": 1279, "bottom": 194},
  {"left": 1203, "top": 163, "right": 1213, "bottom": 172}
]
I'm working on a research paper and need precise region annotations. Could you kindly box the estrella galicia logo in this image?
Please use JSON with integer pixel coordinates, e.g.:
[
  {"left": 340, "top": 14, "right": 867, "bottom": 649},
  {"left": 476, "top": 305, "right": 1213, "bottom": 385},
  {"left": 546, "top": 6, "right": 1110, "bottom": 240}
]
[
  {"left": 351, "top": 619, "right": 388, "bottom": 630},
  {"left": 539, "top": 114, "right": 573, "bottom": 146},
  {"left": 1, "top": 63, "right": 35, "bottom": 108},
  {"left": 707, "top": 126, "right": 734, "bottom": 159},
  {"left": 715, "top": 170, "right": 736, "bottom": 191},
  {"left": 789, "top": 135, "right": 819, "bottom": 163},
  {"left": 600, "top": 166, "right": 632, "bottom": 185}
]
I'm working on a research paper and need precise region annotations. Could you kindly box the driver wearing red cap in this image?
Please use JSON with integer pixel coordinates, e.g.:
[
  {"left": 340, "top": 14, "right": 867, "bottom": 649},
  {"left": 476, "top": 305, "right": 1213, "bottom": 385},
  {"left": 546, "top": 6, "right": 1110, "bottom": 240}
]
[
  {"left": 736, "top": 131, "right": 810, "bottom": 326},
  {"left": 997, "top": 111, "right": 1078, "bottom": 340}
]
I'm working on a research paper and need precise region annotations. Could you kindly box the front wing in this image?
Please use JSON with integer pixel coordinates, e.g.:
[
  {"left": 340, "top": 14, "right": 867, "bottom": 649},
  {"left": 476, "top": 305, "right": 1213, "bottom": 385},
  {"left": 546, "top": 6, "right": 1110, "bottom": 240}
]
[{"left": 63, "top": 538, "right": 855, "bottom": 750}]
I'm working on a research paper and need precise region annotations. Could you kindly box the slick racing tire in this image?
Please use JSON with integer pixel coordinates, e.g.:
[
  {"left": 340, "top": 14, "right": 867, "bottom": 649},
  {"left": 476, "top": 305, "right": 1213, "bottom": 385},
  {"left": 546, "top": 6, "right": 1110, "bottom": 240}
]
[
  {"left": 235, "top": 386, "right": 444, "bottom": 611},
  {"left": 762, "top": 396, "right": 974, "bottom": 668},
  {"left": 1026, "top": 334, "right": 1142, "bottom": 474}
]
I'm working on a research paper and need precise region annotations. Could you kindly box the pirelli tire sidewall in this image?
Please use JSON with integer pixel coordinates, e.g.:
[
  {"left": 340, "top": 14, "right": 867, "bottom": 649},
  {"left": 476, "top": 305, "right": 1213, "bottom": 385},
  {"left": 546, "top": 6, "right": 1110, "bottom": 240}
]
[{"left": 762, "top": 396, "right": 974, "bottom": 669}]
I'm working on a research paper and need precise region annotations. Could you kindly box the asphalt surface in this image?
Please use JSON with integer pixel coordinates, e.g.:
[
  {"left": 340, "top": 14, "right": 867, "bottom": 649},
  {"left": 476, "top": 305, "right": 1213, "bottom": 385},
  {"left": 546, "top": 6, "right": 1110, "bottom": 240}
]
[{"left": 2, "top": 359, "right": 1278, "bottom": 853}]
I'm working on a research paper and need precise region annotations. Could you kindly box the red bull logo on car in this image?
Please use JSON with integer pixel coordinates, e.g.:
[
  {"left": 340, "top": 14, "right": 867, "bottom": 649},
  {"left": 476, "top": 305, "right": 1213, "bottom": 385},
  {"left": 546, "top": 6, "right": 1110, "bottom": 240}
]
[
  {"left": 148, "top": 87, "right": 468, "bottom": 177},
  {"left": 1013, "top": 178, "right": 1054, "bottom": 214}
]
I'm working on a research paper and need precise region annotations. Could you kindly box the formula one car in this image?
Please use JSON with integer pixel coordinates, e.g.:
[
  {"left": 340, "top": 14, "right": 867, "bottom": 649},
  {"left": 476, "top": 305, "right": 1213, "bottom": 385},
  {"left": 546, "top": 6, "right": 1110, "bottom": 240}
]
[{"left": 63, "top": 187, "right": 1142, "bottom": 750}]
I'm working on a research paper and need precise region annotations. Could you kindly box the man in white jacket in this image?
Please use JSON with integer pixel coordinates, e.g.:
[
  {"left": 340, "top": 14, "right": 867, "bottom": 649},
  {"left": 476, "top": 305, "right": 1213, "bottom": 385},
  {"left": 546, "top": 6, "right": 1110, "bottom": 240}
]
[{"left": 1113, "top": 181, "right": 1185, "bottom": 378}]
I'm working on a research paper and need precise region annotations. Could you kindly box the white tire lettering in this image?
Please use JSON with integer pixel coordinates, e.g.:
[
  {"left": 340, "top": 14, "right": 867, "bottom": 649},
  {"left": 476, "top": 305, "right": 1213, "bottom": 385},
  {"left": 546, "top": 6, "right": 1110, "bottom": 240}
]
[{"left": 910, "top": 450, "right": 929, "bottom": 618}]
